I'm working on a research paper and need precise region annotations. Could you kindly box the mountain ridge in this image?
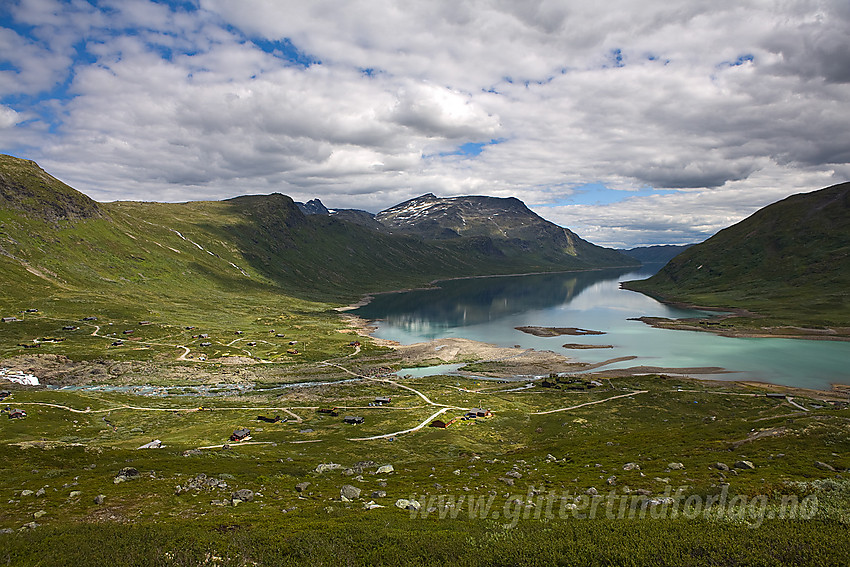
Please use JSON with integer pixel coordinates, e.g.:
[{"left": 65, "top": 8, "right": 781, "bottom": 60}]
[
  {"left": 624, "top": 182, "right": 850, "bottom": 326},
  {"left": 0, "top": 155, "right": 636, "bottom": 311}
]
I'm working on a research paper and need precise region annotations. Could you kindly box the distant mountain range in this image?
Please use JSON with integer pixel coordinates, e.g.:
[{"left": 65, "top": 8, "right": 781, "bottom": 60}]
[
  {"left": 618, "top": 244, "right": 694, "bottom": 265},
  {"left": 624, "top": 182, "right": 850, "bottom": 326},
  {"left": 297, "top": 193, "right": 632, "bottom": 268},
  {"left": 0, "top": 155, "right": 635, "bottom": 312}
]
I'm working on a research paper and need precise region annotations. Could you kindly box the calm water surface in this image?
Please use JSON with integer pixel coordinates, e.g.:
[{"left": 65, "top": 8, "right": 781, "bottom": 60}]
[{"left": 354, "top": 265, "right": 850, "bottom": 390}]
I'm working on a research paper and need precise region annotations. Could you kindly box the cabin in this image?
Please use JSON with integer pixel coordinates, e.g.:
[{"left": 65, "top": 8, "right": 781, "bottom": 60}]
[
  {"left": 63, "top": 325, "right": 79, "bottom": 331},
  {"left": 25, "top": 309, "right": 38, "bottom": 313},
  {"left": 2, "top": 317, "right": 19, "bottom": 323},
  {"left": 82, "top": 316, "right": 97, "bottom": 321},
  {"left": 257, "top": 415, "right": 282, "bottom": 423},
  {"left": 230, "top": 428, "right": 251, "bottom": 441},
  {"left": 374, "top": 397, "right": 391, "bottom": 405},
  {"left": 429, "top": 419, "right": 449, "bottom": 428},
  {"left": 349, "top": 341, "right": 361, "bottom": 347},
  {"left": 765, "top": 393, "right": 787, "bottom": 399},
  {"left": 287, "top": 349, "right": 299, "bottom": 355},
  {"left": 318, "top": 408, "right": 339, "bottom": 416},
  {"left": 343, "top": 416, "right": 364, "bottom": 425},
  {"left": 139, "top": 321, "right": 152, "bottom": 326},
  {"left": 123, "top": 329, "right": 134, "bottom": 334},
  {"left": 111, "top": 340, "right": 123, "bottom": 346},
  {"left": 8, "top": 408, "right": 26, "bottom": 419},
  {"left": 0, "top": 391, "right": 10, "bottom": 400},
  {"left": 466, "top": 408, "right": 493, "bottom": 418},
  {"left": 200, "top": 342, "right": 212, "bottom": 347}
]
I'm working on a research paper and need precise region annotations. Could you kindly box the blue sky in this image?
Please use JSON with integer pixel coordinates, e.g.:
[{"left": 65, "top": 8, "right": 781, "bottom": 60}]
[{"left": 1, "top": 0, "right": 849, "bottom": 247}]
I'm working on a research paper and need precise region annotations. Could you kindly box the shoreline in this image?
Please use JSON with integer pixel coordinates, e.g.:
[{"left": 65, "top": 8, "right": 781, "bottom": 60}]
[
  {"left": 619, "top": 286, "right": 850, "bottom": 342},
  {"left": 339, "top": 313, "right": 849, "bottom": 398}
]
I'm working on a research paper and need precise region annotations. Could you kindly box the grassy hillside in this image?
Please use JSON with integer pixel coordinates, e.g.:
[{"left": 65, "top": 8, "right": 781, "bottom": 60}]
[
  {"left": 0, "top": 155, "right": 635, "bottom": 362},
  {"left": 625, "top": 183, "right": 850, "bottom": 327}
]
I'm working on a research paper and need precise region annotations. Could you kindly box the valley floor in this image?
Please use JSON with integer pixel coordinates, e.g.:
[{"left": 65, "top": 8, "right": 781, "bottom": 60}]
[{"left": 2, "top": 341, "right": 850, "bottom": 565}]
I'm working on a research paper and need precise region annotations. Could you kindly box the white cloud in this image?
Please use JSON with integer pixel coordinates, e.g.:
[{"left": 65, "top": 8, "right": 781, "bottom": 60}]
[{"left": 1, "top": 0, "right": 849, "bottom": 246}]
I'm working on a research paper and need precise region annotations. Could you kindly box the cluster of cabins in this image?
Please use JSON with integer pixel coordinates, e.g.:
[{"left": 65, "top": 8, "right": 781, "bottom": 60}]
[{"left": 430, "top": 408, "right": 493, "bottom": 429}]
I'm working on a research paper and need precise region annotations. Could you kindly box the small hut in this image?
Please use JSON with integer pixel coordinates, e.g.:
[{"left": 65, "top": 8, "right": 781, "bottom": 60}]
[{"left": 230, "top": 428, "right": 251, "bottom": 441}]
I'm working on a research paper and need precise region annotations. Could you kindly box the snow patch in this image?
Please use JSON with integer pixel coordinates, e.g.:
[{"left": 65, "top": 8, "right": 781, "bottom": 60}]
[{"left": 0, "top": 368, "right": 40, "bottom": 386}]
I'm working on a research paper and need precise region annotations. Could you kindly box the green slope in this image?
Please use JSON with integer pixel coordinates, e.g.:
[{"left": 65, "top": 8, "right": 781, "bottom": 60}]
[
  {"left": 625, "top": 182, "right": 850, "bottom": 326},
  {"left": 0, "top": 154, "right": 636, "bottom": 361}
]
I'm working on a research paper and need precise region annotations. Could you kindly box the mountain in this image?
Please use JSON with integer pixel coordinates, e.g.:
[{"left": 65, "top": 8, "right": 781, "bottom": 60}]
[
  {"left": 0, "top": 155, "right": 101, "bottom": 221},
  {"left": 295, "top": 198, "right": 330, "bottom": 215},
  {"left": 619, "top": 244, "right": 695, "bottom": 264},
  {"left": 624, "top": 182, "right": 850, "bottom": 326},
  {"left": 374, "top": 193, "right": 634, "bottom": 267},
  {"left": 0, "top": 155, "right": 634, "bottom": 313}
]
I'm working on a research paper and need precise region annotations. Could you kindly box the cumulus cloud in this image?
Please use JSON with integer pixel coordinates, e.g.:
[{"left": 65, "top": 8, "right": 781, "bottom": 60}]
[{"left": 1, "top": 0, "right": 849, "bottom": 246}]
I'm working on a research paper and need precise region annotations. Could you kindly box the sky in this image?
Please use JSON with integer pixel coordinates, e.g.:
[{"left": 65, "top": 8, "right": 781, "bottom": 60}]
[{"left": 1, "top": 0, "right": 849, "bottom": 248}]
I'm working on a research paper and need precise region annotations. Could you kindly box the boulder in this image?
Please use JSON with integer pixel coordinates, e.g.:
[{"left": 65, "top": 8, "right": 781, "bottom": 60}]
[
  {"left": 815, "top": 461, "right": 837, "bottom": 472},
  {"left": 69, "top": 491, "right": 82, "bottom": 498},
  {"left": 315, "top": 463, "right": 343, "bottom": 474},
  {"left": 295, "top": 482, "right": 311, "bottom": 493},
  {"left": 20, "top": 490, "right": 34, "bottom": 497},
  {"left": 340, "top": 485, "right": 361, "bottom": 501},
  {"left": 585, "top": 487, "right": 598, "bottom": 496},
  {"left": 734, "top": 460, "right": 755, "bottom": 470},
  {"left": 376, "top": 464, "right": 395, "bottom": 474},
  {"left": 499, "top": 477, "right": 515, "bottom": 486},
  {"left": 667, "top": 462, "right": 685, "bottom": 470},
  {"left": 395, "top": 498, "right": 421, "bottom": 511},
  {"left": 231, "top": 489, "right": 254, "bottom": 502},
  {"left": 713, "top": 462, "right": 730, "bottom": 471},
  {"left": 606, "top": 476, "right": 617, "bottom": 486},
  {"left": 114, "top": 467, "right": 140, "bottom": 483},
  {"left": 505, "top": 470, "right": 522, "bottom": 479},
  {"left": 363, "top": 500, "right": 384, "bottom": 510},
  {"left": 35, "top": 488, "right": 45, "bottom": 497},
  {"left": 371, "top": 490, "right": 387, "bottom": 498},
  {"left": 94, "top": 494, "right": 105, "bottom": 505},
  {"left": 623, "top": 462, "right": 641, "bottom": 471}
]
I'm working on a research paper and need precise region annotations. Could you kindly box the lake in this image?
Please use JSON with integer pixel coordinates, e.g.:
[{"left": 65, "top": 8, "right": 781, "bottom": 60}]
[{"left": 354, "top": 265, "right": 850, "bottom": 390}]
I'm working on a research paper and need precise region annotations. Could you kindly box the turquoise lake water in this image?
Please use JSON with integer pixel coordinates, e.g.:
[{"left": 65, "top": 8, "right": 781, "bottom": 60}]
[{"left": 353, "top": 265, "right": 850, "bottom": 390}]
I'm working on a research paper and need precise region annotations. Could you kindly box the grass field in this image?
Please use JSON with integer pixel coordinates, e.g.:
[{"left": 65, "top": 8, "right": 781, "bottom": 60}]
[{"left": 2, "top": 362, "right": 849, "bottom": 565}]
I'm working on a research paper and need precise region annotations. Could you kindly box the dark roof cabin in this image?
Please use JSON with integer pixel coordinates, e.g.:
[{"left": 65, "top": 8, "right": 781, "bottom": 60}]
[
  {"left": 257, "top": 415, "right": 281, "bottom": 423},
  {"left": 343, "top": 416, "right": 364, "bottom": 425},
  {"left": 466, "top": 408, "right": 492, "bottom": 418},
  {"left": 374, "top": 397, "right": 391, "bottom": 405},
  {"left": 9, "top": 408, "right": 26, "bottom": 419},
  {"left": 230, "top": 428, "right": 250, "bottom": 441},
  {"left": 429, "top": 419, "right": 449, "bottom": 428}
]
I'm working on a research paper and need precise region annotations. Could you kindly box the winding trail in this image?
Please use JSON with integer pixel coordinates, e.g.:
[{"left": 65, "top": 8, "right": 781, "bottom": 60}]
[
  {"left": 347, "top": 407, "right": 455, "bottom": 441},
  {"left": 531, "top": 390, "right": 649, "bottom": 415}
]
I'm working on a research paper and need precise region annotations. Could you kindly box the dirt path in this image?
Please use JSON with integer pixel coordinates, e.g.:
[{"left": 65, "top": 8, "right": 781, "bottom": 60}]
[
  {"left": 532, "top": 390, "right": 649, "bottom": 415},
  {"left": 348, "top": 407, "right": 456, "bottom": 441}
]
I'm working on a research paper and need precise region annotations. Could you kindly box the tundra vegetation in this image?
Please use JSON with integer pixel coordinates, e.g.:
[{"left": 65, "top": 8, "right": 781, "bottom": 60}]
[{"left": 1, "top": 155, "right": 849, "bottom": 565}]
